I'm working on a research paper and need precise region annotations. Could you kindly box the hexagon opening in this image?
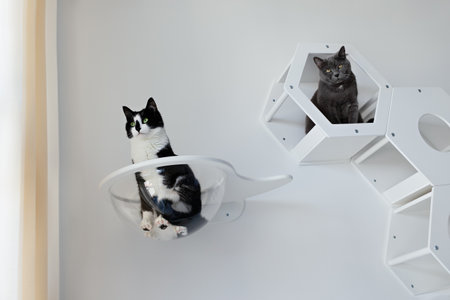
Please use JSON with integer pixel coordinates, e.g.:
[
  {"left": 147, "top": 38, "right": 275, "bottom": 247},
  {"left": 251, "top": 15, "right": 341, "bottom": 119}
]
[
  {"left": 353, "top": 138, "right": 432, "bottom": 207},
  {"left": 299, "top": 53, "right": 380, "bottom": 124},
  {"left": 263, "top": 43, "right": 392, "bottom": 164}
]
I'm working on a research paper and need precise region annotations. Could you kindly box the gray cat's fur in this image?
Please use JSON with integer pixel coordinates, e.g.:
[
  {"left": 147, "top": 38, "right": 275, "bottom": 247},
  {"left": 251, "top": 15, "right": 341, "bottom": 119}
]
[{"left": 305, "top": 46, "right": 362, "bottom": 134}]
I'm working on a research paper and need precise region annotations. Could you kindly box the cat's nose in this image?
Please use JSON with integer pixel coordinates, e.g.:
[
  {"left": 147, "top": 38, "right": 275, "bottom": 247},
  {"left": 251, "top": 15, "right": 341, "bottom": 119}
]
[
  {"left": 135, "top": 122, "right": 141, "bottom": 132},
  {"left": 334, "top": 73, "right": 339, "bottom": 78}
]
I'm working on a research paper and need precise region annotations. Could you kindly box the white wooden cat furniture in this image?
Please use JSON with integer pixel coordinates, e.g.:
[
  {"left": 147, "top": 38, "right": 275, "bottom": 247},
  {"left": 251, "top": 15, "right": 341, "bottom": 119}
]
[
  {"left": 263, "top": 43, "right": 450, "bottom": 295},
  {"left": 352, "top": 87, "right": 450, "bottom": 295},
  {"left": 100, "top": 156, "right": 292, "bottom": 238},
  {"left": 262, "top": 43, "right": 392, "bottom": 164}
]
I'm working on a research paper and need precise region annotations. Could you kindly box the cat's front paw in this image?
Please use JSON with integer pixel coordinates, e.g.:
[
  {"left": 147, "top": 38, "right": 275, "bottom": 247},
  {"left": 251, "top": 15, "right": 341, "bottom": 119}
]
[
  {"left": 155, "top": 215, "right": 169, "bottom": 230},
  {"left": 140, "top": 220, "right": 152, "bottom": 233},
  {"left": 140, "top": 212, "right": 153, "bottom": 233},
  {"left": 175, "top": 226, "right": 188, "bottom": 236}
]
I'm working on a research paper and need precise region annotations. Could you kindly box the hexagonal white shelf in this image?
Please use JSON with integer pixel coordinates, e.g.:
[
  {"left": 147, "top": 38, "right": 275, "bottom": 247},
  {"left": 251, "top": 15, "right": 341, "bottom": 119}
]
[
  {"left": 262, "top": 43, "right": 392, "bottom": 164},
  {"left": 352, "top": 87, "right": 450, "bottom": 207},
  {"left": 387, "top": 185, "right": 450, "bottom": 295},
  {"left": 352, "top": 87, "right": 450, "bottom": 295}
]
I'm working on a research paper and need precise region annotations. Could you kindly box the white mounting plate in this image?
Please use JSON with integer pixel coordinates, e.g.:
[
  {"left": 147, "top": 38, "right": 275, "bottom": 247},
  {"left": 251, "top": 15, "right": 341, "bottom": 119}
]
[{"left": 387, "top": 87, "right": 450, "bottom": 186}]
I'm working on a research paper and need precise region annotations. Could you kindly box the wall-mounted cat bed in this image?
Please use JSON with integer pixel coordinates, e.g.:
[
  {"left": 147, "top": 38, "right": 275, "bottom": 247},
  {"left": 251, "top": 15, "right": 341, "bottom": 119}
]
[
  {"left": 262, "top": 43, "right": 392, "bottom": 164},
  {"left": 352, "top": 87, "right": 450, "bottom": 295},
  {"left": 99, "top": 155, "right": 292, "bottom": 240}
]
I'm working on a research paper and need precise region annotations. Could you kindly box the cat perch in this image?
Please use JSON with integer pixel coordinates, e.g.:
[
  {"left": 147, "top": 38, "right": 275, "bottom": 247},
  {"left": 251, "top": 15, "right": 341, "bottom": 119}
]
[
  {"left": 262, "top": 43, "right": 392, "bottom": 164},
  {"left": 262, "top": 42, "right": 450, "bottom": 295},
  {"left": 99, "top": 155, "right": 292, "bottom": 238},
  {"left": 352, "top": 87, "right": 450, "bottom": 295}
]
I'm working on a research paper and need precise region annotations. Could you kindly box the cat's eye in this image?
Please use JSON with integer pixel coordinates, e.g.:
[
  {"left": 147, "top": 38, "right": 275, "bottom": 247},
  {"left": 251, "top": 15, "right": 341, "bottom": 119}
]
[
  {"left": 338, "top": 65, "right": 343, "bottom": 69},
  {"left": 326, "top": 69, "right": 331, "bottom": 73},
  {"left": 130, "top": 122, "right": 136, "bottom": 127},
  {"left": 143, "top": 118, "right": 148, "bottom": 124}
]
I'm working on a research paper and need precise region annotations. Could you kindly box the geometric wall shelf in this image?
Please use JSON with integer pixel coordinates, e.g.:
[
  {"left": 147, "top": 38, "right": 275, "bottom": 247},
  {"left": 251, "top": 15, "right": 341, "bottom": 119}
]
[
  {"left": 262, "top": 43, "right": 392, "bottom": 164},
  {"left": 386, "top": 185, "right": 450, "bottom": 295},
  {"left": 262, "top": 44, "right": 450, "bottom": 295},
  {"left": 353, "top": 87, "right": 450, "bottom": 207},
  {"left": 352, "top": 87, "right": 450, "bottom": 295},
  {"left": 99, "top": 155, "right": 292, "bottom": 240}
]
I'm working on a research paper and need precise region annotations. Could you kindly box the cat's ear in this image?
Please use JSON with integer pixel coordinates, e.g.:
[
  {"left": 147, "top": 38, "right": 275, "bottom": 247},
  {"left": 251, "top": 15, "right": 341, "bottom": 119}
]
[
  {"left": 146, "top": 97, "right": 157, "bottom": 110},
  {"left": 122, "top": 106, "right": 133, "bottom": 119},
  {"left": 337, "top": 46, "right": 346, "bottom": 58},
  {"left": 313, "top": 57, "right": 325, "bottom": 69}
]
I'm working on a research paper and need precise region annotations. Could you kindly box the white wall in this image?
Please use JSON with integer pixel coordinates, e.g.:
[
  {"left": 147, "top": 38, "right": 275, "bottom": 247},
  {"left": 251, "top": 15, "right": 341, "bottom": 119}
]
[{"left": 57, "top": 0, "right": 450, "bottom": 299}]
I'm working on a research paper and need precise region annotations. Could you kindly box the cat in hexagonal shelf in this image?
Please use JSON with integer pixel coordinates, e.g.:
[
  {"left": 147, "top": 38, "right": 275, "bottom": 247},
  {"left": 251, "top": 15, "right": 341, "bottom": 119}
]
[
  {"left": 305, "top": 46, "right": 364, "bottom": 134},
  {"left": 122, "top": 98, "right": 204, "bottom": 239}
]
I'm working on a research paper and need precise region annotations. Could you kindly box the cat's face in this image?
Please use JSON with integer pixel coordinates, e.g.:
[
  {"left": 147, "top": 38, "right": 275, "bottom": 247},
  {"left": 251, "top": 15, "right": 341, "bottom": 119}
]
[
  {"left": 122, "top": 98, "right": 164, "bottom": 139},
  {"left": 313, "top": 46, "right": 352, "bottom": 85}
]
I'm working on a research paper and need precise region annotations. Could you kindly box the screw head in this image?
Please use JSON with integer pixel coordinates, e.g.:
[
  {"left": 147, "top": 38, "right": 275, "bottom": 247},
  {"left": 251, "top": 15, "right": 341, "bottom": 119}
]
[
  {"left": 411, "top": 284, "right": 414, "bottom": 289},
  {"left": 418, "top": 89, "right": 422, "bottom": 93},
  {"left": 325, "top": 45, "right": 330, "bottom": 48},
  {"left": 373, "top": 179, "right": 377, "bottom": 183},
  {"left": 282, "top": 137, "right": 286, "bottom": 141},
  {"left": 434, "top": 245, "right": 439, "bottom": 250},
  {"left": 386, "top": 84, "right": 390, "bottom": 88},
  {"left": 393, "top": 235, "right": 396, "bottom": 239},
  {"left": 272, "top": 99, "right": 276, "bottom": 102},
  {"left": 354, "top": 129, "right": 359, "bottom": 133},
  {"left": 289, "top": 85, "right": 293, "bottom": 89},
  {"left": 391, "top": 132, "right": 395, "bottom": 137}
]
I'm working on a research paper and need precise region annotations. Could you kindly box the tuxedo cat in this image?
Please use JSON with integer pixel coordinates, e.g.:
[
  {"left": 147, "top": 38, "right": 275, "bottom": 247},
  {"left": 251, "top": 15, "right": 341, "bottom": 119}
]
[
  {"left": 305, "top": 46, "right": 362, "bottom": 134},
  {"left": 122, "top": 98, "right": 202, "bottom": 239}
]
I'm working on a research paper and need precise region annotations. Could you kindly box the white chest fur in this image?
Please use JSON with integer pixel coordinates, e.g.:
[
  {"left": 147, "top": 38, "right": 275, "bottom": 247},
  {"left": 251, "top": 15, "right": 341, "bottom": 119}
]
[
  {"left": 130, "top": 127, "right": 169, "bottom": 163},
  {"left": 129, "top": 128, "right": 182, "bottom": 206}
]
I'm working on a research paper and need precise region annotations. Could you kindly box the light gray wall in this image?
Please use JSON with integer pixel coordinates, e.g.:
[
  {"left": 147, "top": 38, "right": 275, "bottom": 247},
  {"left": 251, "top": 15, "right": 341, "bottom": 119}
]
[{"left": 57, "top": 1, "right": 450, "bottom": 299}]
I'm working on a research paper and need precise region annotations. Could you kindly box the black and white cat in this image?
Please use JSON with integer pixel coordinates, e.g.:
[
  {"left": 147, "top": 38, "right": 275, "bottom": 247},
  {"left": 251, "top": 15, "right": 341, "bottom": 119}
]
[
  {"left": 305, "top": 46, "right": 362, "bottom": 134},
  {"left": 122, "top": 98, "right": 202, "bottom": 239}
]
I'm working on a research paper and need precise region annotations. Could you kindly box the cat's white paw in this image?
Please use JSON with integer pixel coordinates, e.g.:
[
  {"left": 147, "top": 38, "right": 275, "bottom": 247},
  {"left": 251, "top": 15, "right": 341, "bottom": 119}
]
[
  {"left": 140, "top": 211, "right": 153, "bottom": 232},
  {"left": 155, "top": 215, "right": 169, "bottom": 230},
  {"left": 175, "top": 226, "right": 188, "bottom": 236},
  {"left": 140, "top": 221, "right": 152, "bottom": 232}
]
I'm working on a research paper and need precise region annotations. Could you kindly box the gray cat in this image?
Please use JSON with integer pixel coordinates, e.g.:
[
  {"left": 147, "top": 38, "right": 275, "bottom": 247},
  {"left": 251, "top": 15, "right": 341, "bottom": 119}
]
[{"left": 305, "top": 46, "right": 362, "bottom": 134}]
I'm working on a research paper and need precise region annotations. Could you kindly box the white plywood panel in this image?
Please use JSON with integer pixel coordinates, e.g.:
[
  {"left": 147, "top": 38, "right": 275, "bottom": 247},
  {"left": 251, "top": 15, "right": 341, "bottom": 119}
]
[
  {"left": 386, "top": 187, "right": 450, "bottom": 295},
  {"left": 262, "top": 82, "right": 307, "bottom": 151},
  {"left": 387, "top": 88, "right": 450, "bottom": 186},
  {"left": 430, "top": 185, "right": 450, "bottom": 273},
  {"left": 388, "top": 195, "right": 431, "bottom": 259},
  {"left": 391, "top": 254, "right": 450, "bottom": 295},
  {"left": 353, "top": 142, "right": 418, "bottom": 194}
]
